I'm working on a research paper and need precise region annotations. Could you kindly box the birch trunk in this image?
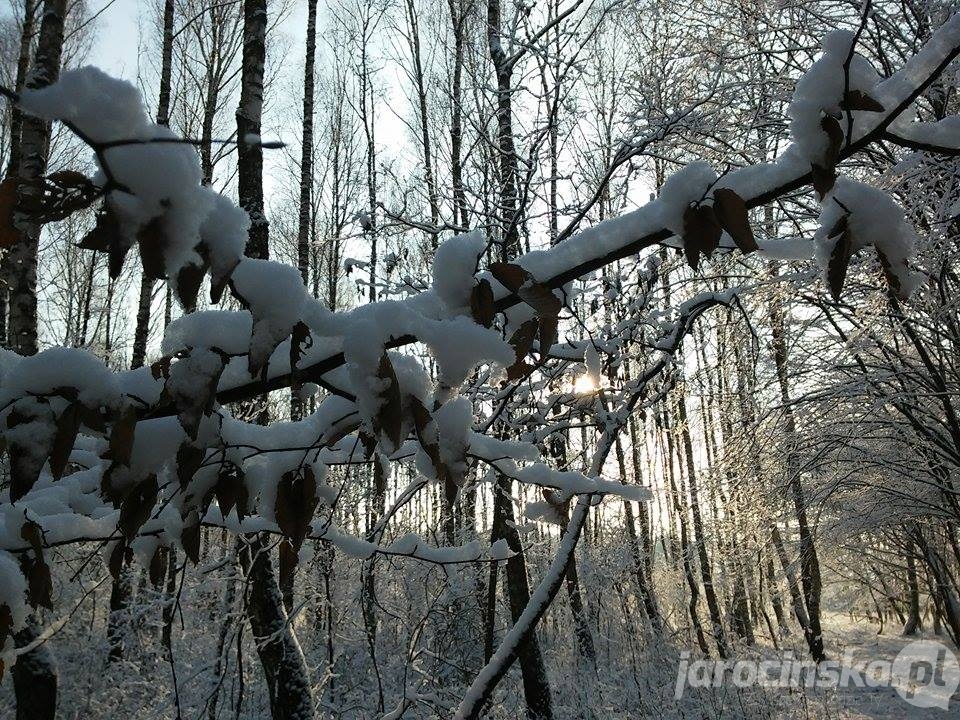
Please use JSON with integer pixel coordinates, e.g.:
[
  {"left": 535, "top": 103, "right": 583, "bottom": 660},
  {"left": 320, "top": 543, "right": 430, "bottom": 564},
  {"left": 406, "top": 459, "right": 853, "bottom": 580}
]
[
  {"left": 130, "top": 0, "right": 175, "bottom": 370},
  {"left": 237, "top": 0, "right": 268, "bottom": 260},
  {"left": 8, "top": 0, "right": 66, "bottom": 356},
  {"left": 7, "top": 3, "right": 66, "bottom": 715},
  {"left": 290, "top": 0, "right": 317, "bottom": 421}
]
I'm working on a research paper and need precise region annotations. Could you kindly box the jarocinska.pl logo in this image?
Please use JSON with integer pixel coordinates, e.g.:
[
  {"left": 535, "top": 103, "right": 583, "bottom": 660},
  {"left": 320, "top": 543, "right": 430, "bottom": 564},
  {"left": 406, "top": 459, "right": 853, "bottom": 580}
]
[{"left": 674, "top": 640, "right": 959, "bottom": 709}]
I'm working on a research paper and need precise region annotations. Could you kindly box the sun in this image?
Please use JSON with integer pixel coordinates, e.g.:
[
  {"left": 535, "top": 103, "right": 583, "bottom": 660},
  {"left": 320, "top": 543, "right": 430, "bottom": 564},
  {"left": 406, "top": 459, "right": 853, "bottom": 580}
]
[{"left": 572, "top": 374, "right": 599, "bottom": 394}]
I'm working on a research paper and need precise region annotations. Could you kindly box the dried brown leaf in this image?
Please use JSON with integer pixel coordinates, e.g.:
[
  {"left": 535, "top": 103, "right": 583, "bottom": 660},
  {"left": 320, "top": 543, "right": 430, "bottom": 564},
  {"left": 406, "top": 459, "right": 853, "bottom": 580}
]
[
  {"left": 840, "top": 90, "right": 884, "bottom": 113},
  {"left": 470, "top": 278, "right": 496, "bottom": 328},
  {"left": 118, "top": 474, "right": 158, "bottom": 542},
  {"left": 712, "top": 188, "right": 757, "bottom": 253}
]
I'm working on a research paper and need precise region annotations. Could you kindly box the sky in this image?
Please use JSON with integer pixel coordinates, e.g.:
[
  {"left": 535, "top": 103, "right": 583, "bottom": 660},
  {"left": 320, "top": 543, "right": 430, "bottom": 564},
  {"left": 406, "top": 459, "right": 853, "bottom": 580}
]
[
  {"left": 86, "top": 0, "right": 141, "bottom": 78},
  {"left": 85, "top": 0, "right": 310, "bottom": 95}
]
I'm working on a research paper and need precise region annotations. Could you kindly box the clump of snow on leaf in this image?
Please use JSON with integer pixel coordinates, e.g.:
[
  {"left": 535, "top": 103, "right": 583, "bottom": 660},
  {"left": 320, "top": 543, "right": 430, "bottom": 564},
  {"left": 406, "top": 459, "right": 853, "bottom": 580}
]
[
  {"left": 657, "top": 161, "right": 717, "bottom": 235},
  {"left": 162, "top": 311, "right": 253, "bottom": 357},
  {"left": 432, "top": 231, "right": 485, "bottom": 316},
  {"left": 434, "top": 397, "right": 473, "bottom": 479},
  {"left": 789, "top": 31, "right": 880, "bottom": 162},
  {"left": 0, "top": 550, "right": 28, "bottom": 632},
  {"left": 417, "top": 316, "right": 513, "bottom": 389},
  {"left": 200, "top": 192, "right": 249, "bottom": 291},
  {"left": 19, "top": 66, "right": 246, "bottom": 286},
  {"left": 815, "top": 178, "right": 923, "bottom": 298},
  {"left": 0, "top": 347, "right": 121, "bottom": 409},
  {"left": 230, "top": 258, "right": 310, "bottom": 373}
]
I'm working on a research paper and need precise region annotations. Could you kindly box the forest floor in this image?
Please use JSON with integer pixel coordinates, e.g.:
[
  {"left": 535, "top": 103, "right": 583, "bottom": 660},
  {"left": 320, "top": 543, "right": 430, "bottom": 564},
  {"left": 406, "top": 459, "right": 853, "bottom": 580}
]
[{"left": 793, "top": 612, "right": 958, "bottom": 719}]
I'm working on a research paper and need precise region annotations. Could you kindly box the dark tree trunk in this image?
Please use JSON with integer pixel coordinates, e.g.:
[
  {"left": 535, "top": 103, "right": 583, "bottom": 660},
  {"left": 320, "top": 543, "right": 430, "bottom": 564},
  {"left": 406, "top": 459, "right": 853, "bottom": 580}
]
[
  {"left": 8, "top": 0, "right": 66, "bottom": 357},
  {"left": 237, "top": 0, "right": 268, "bottom": 260},
  {"left": 488, "top": 473, "right": 554, "bottom": 719},
  {"left": 130, "top": 0, "right": 175, "bottom": 371},
  {"left": 769, "top": 292, "right": 826, "bottom": 662},
  {"left": 7, "top": 4, "right": 66, "bottom": 716},
  {"left": 0, "top": 0, "right": 36, "bottom": 346},
  {"left": 11, "top": 618, "right": 57, "bottom": 720},
  {"left": 904, "top": 540, "right": 922, "bottom": 635},
  {"left": 240, "top": 537, "right": 314, "bottom": 720},
  {"left": 676, "top": 383, "right": 729, "bottom": 658},
  {"left": 107, "top": 564, "right": 132, "bottom": 662},
  {"left": 661, "top": 407, "right": 709, "bottom": 655},
  {"left": 447, "top": 0, "right": 468, "bottom": 228},
  {"left": 291, "top": 0, "right": 317, "bottom": 421}
]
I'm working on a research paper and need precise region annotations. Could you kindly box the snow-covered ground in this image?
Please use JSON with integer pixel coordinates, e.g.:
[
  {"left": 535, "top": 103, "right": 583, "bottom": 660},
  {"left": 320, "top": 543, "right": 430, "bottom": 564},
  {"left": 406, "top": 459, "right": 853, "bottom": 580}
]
[{"left": 819, "top": 613, "right": 959, "bottom": 719}]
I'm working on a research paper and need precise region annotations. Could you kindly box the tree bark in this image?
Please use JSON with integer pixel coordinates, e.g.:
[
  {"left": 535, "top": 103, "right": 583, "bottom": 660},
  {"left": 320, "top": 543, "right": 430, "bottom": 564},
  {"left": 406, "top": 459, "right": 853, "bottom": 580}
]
[
  {"left": 676, "top": 382, "right": 729, "bottom": 658},
  {"left": 769, "top": 288, "right": 826, "bottom": 662},
  {"left": 488, "top": 473, "right": 554, "bottom": 719},
  {"left": 904, "top": 539, "right": 922, "bottom": 635},
  {"left": 11, "top": 618, "right": 57, "bottom": 720},
  {"left": 403, "top": 0, "right": 440, "bottom": 248},
  {"left": 8, "top": 0, "right": 66, "bottom": 357},
  {"left": 447, "top": 0, "right": 469, "bottom": 228},
  {"left": 237, "top": 0, "right": 268, "bottom": 260},
  {"left": 240, "top": 536, "right": 314, "bottom": 720},
  {"left": 7, "top": 4, "right": 66, "bottom": 717},
  {"left": 0, "top": 0, "right": 36, "bottom": 346},
  {"left": 488, "top": 0, "right": 520, "bottom": 256},
  {"left": 130, "top": 0, "right": 175, "bottom": 371},
  {"left": 291, "top": 0, "right": 317, "bottom": 422}
]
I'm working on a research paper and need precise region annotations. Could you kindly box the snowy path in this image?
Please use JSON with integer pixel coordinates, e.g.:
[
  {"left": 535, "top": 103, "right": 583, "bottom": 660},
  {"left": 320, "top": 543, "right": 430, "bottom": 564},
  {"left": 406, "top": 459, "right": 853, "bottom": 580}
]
[{"left": 813, "top": 613, "right": 959, "bottom": 718}]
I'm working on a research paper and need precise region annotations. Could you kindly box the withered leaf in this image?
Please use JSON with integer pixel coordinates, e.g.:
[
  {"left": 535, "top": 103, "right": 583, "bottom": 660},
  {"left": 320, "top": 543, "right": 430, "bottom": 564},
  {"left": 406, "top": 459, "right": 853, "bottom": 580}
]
[
  {"left": 176, "top": 443, "right": 205, "bottom": 490},
  {"left": 374, "top": 353, "right": 403, "bottom": 449},
  {"left": 137, "top": 216, "right": 168, "bottom": 280},
  {"left": 20, "top": 519, "right": 43, "bottom": 554},
  {"left": 826, "top": 215, "right": 853, "bottom": 301},
  {"left": 17, "top": 523, "right": 51, "bottom": 611},
  {"left": 78, "top": 404, "right": 106, "bottom": 433},
  {"left": 79, "top": 206, "right": 129, "bottom": 280},
  {"left": 811, "top": 163, "right": 838, "bottom": 200},
  {"left": 840, "top": 90, "right": 884, "bottom": 113},
  {"left": 180, "top": 511, "right": 201, "bottom": 564},
  {"left": 49, "top": 402, "right": 82, "bottom": 481},
  {"left": 21, "top": 555, "right": 52, "bottom": 610},
  {"left": 118, "top": 474, "right": 158, "bottom": 542},
  {"left": 876, "top": 248, "right": 914, "bottom": 301},
  {"left": 712, "top": 188, "right": 758, "bottom": 253},
  {"left": 470, "top": 278, "right": 496, "bottom": 328},
  {"left": 29, "top": 171, "right": 99, "bottom": 223},
  {"left": 489, "top": 263, "right": 561, "bottom": 317},
  {"left": 175, "top": 262, "right": 205, "bottom": 312},
  {"left": 275, "top": 467, "right": 318, "bottom": 550},
  {"left": 409, "top": 397, "right": 452, "bottom": 488},
  {"left": 506, "top": 318, "right": 539, "bottom": 381},
  {"left": 682, "top": 204, "right": 722, "bottom": 271},
  {"left": 109, "top": 405, "right": 137, "bottom": 467},
  {"left": 215, "top": 462, "right": 248, "bottom": 520},
  {"left": 150, "top": 356, "right": 172, "bottom": 381},
  {"left": 821, "top": 115, "right": 844, "bottom": 167},
  {"left": 506, "top": 360, "right": 535, "bottom": 382},
  {"left": 47, "top": 170, "right": 90, "bottom": 187},
  {"left": 209, "top": 255, "right": 239, "bottom": 304}
]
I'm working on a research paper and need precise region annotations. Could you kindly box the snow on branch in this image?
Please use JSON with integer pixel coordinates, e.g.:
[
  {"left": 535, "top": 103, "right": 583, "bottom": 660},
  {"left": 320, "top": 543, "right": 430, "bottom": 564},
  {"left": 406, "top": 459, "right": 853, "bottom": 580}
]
[{"left": 0, "top": 11, "right": 957, "bottom": 682}]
